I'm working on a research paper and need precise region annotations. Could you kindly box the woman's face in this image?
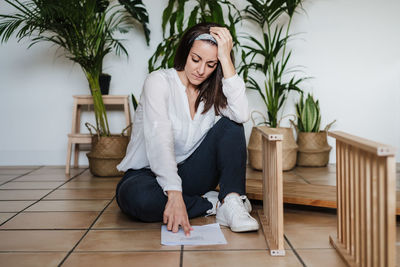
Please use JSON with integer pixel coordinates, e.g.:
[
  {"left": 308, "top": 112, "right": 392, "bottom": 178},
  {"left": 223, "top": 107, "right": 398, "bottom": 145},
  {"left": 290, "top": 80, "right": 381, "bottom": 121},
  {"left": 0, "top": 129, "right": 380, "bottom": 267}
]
[{"left": 184, "top": 40, "right": 218, "bottom": 87}]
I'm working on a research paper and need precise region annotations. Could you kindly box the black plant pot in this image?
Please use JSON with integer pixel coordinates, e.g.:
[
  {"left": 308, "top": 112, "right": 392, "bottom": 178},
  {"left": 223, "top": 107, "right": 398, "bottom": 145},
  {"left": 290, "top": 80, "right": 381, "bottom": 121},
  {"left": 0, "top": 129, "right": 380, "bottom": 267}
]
[{"left": 99, "top": 73, "right": 111, "bottom": 95}]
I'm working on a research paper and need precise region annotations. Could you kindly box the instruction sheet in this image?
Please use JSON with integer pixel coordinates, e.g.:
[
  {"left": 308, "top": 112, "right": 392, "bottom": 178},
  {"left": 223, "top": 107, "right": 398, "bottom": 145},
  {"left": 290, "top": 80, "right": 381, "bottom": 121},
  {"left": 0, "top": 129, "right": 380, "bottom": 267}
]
[{"left": 161, "top": 223, "right": 227, "bottom": 246}]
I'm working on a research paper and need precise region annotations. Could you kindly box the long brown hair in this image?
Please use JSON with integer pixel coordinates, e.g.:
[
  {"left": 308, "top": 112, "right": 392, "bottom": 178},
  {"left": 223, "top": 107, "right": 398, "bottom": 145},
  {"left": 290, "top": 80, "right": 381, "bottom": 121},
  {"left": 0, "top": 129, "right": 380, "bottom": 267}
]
[{"left": 174, "top": 22, "right": 234, "bottom": 115}]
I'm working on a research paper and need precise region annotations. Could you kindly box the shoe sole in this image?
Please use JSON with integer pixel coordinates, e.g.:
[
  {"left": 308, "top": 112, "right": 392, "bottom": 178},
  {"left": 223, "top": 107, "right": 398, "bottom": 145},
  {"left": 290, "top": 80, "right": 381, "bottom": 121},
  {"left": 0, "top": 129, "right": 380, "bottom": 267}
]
[{"left": 217, "top": 218, "right": 259, "bottom": 232}]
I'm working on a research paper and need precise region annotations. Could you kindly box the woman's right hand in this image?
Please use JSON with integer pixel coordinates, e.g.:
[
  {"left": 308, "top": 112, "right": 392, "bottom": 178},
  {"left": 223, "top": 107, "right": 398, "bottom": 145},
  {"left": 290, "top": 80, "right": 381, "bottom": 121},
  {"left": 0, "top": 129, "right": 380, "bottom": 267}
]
[{"left": 164, "top": 191, "right": 193, "bottom": 236}]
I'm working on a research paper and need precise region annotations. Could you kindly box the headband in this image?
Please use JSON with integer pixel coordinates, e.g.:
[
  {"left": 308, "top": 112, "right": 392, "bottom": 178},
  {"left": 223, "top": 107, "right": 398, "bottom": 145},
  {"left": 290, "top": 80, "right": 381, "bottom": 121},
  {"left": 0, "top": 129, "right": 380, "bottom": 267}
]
[{"left": 195, "top": 33, "right": 217, "bottom": 44}]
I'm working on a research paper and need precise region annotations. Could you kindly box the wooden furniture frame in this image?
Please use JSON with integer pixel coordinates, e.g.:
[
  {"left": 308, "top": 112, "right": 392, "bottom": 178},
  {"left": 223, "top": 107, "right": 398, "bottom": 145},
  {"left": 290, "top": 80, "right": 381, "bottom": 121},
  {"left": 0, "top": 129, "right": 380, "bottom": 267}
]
[
  {"left": 65, "top": 95, "right": 131, "bottom": 174},
  {"left": 328, "top": 131, "right": 396, "bottom": 267},
  {"left": 256, "top": 126, "right": 285, "bottom": 256}
]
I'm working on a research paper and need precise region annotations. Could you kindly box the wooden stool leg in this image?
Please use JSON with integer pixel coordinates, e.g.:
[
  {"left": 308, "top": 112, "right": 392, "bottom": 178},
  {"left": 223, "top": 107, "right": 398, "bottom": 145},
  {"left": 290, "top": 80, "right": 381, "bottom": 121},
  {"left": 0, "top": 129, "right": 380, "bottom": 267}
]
[
  {"left": 66, "top": 138, "right": 72, "bottom": 174},
  {"left": 73, "top": 143, "right": 79, "bottom": 168},
  {"left": 124, "top": 98, "right": 132, "bottom": 135}
]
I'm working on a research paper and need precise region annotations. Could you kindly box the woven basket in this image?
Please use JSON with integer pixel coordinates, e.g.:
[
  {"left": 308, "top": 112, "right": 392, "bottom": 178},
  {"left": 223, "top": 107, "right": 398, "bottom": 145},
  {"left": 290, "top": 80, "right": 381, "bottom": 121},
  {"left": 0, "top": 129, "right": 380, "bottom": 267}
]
[
  {"left": 87, "top": 153, "right": 124, "bottom": 177},
  {"left": 85, "top": 122, "right": 131, "bottom": 177},
  {"left": 248, "top": 125, "right": 298, "bottom": 171},
  {"left": 296, "top": 131, "right": 332, "bottom": 167},
  {"left": 91, "top": 135, "right": 130, "bottom": 158}
]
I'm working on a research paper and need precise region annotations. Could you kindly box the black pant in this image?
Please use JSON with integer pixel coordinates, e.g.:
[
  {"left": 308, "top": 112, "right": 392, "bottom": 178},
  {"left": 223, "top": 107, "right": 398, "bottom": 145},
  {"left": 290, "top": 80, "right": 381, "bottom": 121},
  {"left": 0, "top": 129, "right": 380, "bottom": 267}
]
[{"left": 115, "top": 117, "right": 247, "bottom": 222}]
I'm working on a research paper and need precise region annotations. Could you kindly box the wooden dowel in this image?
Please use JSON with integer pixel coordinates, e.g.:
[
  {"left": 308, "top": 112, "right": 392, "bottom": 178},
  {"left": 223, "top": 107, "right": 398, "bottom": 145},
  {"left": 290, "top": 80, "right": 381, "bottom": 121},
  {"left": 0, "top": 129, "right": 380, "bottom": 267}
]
[
  {"left": 378, "top": 157, "right": 386, "bottom": 267},
  {"left": 386, "top": 156, "right": 396, "bottom": 267},
  {"left": 365, "top": 154, "right": 372, "bottom": 267},
  {"left": 372, "top": 156, "right": 378, "bottom": 266},
  {"left": 341, "top": 142, "right": 346, "bottom": 246},
  {"left": 360, "top": 152, "right": 366, "bottom": 266},
  {"left": 354, "top": 148, "right": 361, "bottom": 264},
  {"left": 349, "top": 146, "right": 355, "bottom": 257},
  {"left": 337, "top": 141, "right": 342, "bottom": 243},
  {"left": 345, "top": 144, "right": 350, "bottom": 251}
]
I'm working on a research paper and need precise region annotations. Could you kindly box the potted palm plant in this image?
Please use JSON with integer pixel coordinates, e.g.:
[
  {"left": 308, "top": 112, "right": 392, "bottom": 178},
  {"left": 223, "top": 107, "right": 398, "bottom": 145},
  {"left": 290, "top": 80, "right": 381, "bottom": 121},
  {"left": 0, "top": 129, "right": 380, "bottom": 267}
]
[
  {"left": 0, "top": 0, "right": 150, "bottom": 176},
  {"left": 239, "top": 0, "right": 306, "bottom": 171},
  {"left": 291, "top": 93, "right": 335, "bottom": 167},
  {"left": 148, "top": 0, "right": 241, "bottom": 72}
]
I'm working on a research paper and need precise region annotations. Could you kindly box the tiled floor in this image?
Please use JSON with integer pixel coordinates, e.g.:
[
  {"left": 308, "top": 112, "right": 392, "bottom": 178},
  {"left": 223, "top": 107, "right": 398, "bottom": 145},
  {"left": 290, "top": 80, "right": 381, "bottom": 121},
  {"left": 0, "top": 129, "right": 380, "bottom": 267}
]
[{"left": 0, "top": 166, "right": 396, "bottom": 266}]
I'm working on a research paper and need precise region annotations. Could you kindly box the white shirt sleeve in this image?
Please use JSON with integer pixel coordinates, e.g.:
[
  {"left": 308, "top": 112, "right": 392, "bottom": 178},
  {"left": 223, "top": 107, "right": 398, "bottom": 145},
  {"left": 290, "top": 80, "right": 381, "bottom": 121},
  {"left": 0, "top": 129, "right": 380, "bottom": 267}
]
[
  {"left": 142, "top": 72, "right": 182, "bottom": 194},
  {"left": 219, "top": 74, "right": 250, "bottom": 123}
]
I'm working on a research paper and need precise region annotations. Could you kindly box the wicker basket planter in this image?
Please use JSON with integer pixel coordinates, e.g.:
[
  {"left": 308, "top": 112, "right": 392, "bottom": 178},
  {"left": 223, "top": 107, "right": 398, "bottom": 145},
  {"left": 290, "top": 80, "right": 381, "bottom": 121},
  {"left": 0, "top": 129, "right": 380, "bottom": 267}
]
[
  {"left": 296, "top": 131, "right": 331, "bottom": 167},
  {"left": 86, "top": 134, "right": 129, "bottom": 177},
  {"left": 85, "top": 123, "right": 130, "bottom": 177},
  {"left": 248, "top": 126, "right": 298, "bottom": 171}
]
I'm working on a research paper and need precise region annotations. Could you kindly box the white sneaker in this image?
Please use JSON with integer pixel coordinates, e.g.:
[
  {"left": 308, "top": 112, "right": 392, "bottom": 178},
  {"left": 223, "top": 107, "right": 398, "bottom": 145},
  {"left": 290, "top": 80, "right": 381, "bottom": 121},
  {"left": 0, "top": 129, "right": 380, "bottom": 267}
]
[
  {"left": 202, "top": 191, "right": 219, "bottom": 216},
  {"left": 216, "top": 194, "right": 259, "bottom": 232}
]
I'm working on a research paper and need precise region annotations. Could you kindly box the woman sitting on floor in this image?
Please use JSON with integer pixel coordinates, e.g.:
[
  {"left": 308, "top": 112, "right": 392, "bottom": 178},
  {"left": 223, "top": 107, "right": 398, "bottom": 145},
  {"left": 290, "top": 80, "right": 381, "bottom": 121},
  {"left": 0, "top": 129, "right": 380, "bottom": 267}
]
[{"left": 116, "top": 22, "right": 259, "bottom": 236}]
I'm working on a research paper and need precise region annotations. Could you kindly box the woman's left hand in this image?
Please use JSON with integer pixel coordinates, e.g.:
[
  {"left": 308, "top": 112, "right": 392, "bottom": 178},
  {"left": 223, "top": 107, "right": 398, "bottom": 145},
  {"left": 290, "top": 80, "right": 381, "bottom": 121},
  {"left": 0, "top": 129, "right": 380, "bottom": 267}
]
[
  {"left": 209, "top": 27, "right": 233, "bottom": 62},
  {"left": 209, "top": 27, "right": 236, "bottom": 78}
]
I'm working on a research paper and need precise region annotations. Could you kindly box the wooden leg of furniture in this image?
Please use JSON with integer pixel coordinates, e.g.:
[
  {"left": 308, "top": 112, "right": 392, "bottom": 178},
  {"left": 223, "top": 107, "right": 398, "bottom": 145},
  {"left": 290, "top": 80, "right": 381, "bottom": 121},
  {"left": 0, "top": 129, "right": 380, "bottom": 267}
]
[
  {"left": 123, "top": 97, "right": 132, "bottom": 135},
  {"left": 73, "top": 143, "right": 79, "bottom": 168},
  {"left": 256, "top": 127, "right": 285, "bottom": 256},
  {"left": 65, "top": 138, "right": 72, "bottom": 175}
]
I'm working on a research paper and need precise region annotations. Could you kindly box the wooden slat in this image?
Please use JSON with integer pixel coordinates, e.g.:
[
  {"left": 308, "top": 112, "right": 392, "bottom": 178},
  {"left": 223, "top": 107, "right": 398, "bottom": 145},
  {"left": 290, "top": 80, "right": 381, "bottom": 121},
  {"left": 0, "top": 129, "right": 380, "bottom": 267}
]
[
  {"left": 386, "top": 156, "right": 396, "bottom": 267},
  {"left": 365, "top": 154, "right": 372, "bottom": 267},
  {"left": 256, "top": 126, "right": 285, "bottom": 256},
  {"left": 371, "top": 156, "right": 378, "bottom": 266},
  {"left": 328, "top": 131, "right": 396, "bottom": 156},
  {"left": 354, "top": 148, "right": 361, "bottom": 264},
  {"left": 337, "top": 141, "right": 342, "bottom": 243}
]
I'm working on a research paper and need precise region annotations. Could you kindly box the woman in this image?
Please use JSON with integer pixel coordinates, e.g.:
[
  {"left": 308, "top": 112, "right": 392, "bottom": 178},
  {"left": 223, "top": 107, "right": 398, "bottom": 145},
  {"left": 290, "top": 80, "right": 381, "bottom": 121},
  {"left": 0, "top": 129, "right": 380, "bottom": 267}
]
[{"left": 116, "top": 22, "right": 259, "bottom": 236}]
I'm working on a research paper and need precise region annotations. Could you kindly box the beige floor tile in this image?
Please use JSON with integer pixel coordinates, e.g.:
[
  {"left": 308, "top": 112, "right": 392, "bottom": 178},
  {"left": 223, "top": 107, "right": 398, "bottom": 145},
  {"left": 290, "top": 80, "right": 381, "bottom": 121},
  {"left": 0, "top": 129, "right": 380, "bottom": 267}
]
[
  {"left": 60, "top": 181, "right": 119, "bottom": 189},
  {"left": 297, "top": 249, "right": 346, "bottom": 267},
  {"left": 76, "top": 229, "right": 180, "bottom": 251},
  {"left": 93, "top": 211, "right": 162, "bottom": 229},
  {"left": 285, "top": 227, "right": 335, "bottom": 249},
  {"left": 184, "top": 228, "right": 267, "bottom": 251},
  {"left": 0, "top": 230, "right": 85, "bottom": 251},
  {"left": 0, "top": 182, "right": 64, "bottom": 190},
  {"left": 0, "top": 213, "right": 16, "bottom": 224},
  {"left": 0, "top": 211, "right": 99, "bottom": 229},
  {"left": 0, "top": 190, "right": 51, "bottom": 200},
  {"left": 0, "top": 175, "right": 18, "bottom": 183},
  {"left": 0, "top": 167, "right": 36, "bottom": 175},
  {"left": 189, "top": 215, "right": 227, "bottom": 228},
  {"left": 30, "top": 167, "right": 84, "bottom": 176},
  {"left": 284, "top": 208, "right": 337, "bottom": 229},
  {"left": 103, "top": 199, "right": 120, "bottom": 212},
  {"left": 397, "top": 245, "right": 400, "bottom": 266},
  {"left": 15, "top": 174, "right": 72, "bottom": 182},
  {"left": 63, "top": 252, "right": 180, "bottom": 267},
  {"left": 25, "top": 200, "right": 110, "bottom": 212},
  {"left": 72, "top": 175, "right": 122, "bottom": 183},
  {"left": 0, "top": 201, "right": 35, "bottom": 212},
  {"left": 72, "top": 169, "right": 120, "bottom": 180},
  {"left": 183, "top": 250, "right": 302, "bottom": 267},
  {"left": 0, "top": 252, "right": 66, "bottom": 267},
  {"left": 44, "top": 189, "right": 115, "bottom": 200}
]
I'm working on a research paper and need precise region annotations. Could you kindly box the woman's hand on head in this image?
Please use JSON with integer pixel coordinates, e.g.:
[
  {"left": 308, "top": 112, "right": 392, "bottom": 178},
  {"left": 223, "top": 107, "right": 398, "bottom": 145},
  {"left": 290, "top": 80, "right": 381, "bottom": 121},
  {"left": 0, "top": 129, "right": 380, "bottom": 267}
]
[
  {"left": 164, "top": 191, "right": 193, "bottom": 236},
  {"left": 209, "top": 27, "right": 236, "bottom": 79},
  {"left": 209, "top": 27, "right": 233, "bottom": 62}
]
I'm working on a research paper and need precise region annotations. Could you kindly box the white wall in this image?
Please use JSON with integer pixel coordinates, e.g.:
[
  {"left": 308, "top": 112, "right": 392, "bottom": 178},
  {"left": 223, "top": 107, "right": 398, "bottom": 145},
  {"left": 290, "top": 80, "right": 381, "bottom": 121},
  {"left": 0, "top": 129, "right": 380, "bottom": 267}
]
[{"left": 0, "top": 0, "right": 399, "bottom": 166}]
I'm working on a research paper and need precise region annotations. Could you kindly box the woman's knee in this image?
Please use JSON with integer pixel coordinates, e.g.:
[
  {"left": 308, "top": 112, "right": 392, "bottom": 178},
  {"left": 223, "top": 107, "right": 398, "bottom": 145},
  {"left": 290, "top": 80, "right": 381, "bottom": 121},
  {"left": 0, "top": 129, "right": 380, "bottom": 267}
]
[
  {"left": 216, "top": 117, "right": 244, "bottom": 135},
  {"left": 117, "top": 176, "right": 165, "bottom": 222}
]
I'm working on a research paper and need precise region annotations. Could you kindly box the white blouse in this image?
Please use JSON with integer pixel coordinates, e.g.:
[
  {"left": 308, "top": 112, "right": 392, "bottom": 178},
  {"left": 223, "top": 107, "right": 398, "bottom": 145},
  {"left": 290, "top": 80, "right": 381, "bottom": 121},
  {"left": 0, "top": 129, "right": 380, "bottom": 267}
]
[{"left": 117, "top": 68, "right": 249, "bottom": 194}]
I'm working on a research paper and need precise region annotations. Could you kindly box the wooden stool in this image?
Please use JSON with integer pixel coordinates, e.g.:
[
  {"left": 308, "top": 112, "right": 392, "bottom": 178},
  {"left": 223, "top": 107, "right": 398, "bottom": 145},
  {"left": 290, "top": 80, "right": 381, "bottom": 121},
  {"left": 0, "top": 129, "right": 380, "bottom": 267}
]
[{"left": 65, "top": 95, "right": 132, "bottom": 174}]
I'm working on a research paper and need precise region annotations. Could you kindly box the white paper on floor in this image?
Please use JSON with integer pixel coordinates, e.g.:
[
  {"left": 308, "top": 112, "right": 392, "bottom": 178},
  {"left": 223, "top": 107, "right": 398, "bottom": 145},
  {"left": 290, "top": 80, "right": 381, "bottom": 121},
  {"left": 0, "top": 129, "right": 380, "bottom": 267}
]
[{"left": 161, "top": 223, "right": 227, "bottom": 246}]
